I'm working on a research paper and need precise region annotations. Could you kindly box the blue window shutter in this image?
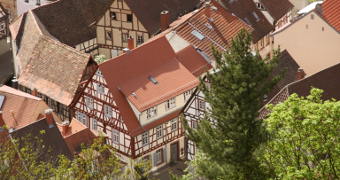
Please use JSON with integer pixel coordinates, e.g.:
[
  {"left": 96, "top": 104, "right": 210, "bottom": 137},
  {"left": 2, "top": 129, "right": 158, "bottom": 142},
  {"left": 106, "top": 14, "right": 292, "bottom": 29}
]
[
  {"left": 163, "top": 148, "right": 167, "bottom": 162},
  {"left": 153, "top": 153, "right": 157, "bottom": 166}
]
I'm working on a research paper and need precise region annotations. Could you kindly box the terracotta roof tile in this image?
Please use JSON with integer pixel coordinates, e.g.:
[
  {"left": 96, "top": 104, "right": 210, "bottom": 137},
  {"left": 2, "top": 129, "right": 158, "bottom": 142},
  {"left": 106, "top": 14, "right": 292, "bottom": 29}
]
[
  {"left": 319, "top": 0, "right": 340, "bottom": 33},
  {"left": 10, "top": 118, "right": 74, "bottom": 166},
  {"left": 9, "top": 13, "right": 24, "bottom": 40},
  {"left": 173, "top": 1, "right": 253, "bottom": 58},
  {"left": 221, "top": 0, "right": 274, "bottom": 42},
  {"left": 120, "top": 60, "right": 199, "bottom": 112},
  {"left": 99, "top": 36, "right": 206, "bottom": 136},
  {"left": 123, "top": 0, "right": 200, "bottom": 35},
  {"left": 32, "top": 0, "right": 112, "bottom": 46},
  {"left": 260, "top": 0, "right": 294, "bottom": 21},
  {"left": 18, "top": 36, "right": 91, "bottom": 106},
  {"left": 58, "top": 118, "right": 97, "bottom": 155}
]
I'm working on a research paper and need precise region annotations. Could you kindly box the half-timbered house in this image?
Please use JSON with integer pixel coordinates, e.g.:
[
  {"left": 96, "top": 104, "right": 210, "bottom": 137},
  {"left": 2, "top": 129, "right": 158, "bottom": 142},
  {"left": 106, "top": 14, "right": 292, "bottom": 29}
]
[
  {"left": 94, "top": 0, "right": 201, "bottom": 59},
  {"left": 72, "top": 35, "right": 212, "bottom": 170},
  {"left": 182, "top": 50, "right": 301, "bottom": 160},
  {"left": 0, "top": 3, "right": 8, "bottom": 41}
]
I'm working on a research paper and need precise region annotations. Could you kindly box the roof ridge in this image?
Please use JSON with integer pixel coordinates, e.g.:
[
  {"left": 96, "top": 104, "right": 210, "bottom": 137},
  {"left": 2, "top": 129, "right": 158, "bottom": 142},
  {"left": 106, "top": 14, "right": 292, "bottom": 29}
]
[{"left": 0, "top": 86, "right": 41, "bottom": 101}]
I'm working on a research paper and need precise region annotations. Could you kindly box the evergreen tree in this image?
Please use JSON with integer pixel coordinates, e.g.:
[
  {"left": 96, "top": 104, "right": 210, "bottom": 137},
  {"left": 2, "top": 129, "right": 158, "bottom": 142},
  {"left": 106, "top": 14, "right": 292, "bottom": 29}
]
[{"left": 182, "top": 28, "right": 284, "bottom": 179}]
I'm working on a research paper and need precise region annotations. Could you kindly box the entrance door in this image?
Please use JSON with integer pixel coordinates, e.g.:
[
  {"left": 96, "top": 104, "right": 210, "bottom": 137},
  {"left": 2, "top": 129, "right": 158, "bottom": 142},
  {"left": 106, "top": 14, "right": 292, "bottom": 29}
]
[{"left": 171, "top": 142, "right": 178, "bottom": 161}]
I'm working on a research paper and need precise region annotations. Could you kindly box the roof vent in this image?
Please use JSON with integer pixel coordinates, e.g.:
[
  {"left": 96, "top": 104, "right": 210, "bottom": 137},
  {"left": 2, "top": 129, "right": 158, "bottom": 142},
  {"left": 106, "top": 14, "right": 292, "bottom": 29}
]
[
  {"left": 231, "top": 13, "right": 236, "bottom": 16},
  {"left": 212, "top": 6, "right": 217, "bottom": 11},
  {"left": 9, "top": 127, "right": 15, "bottom": 133},
  {"left": 148, "top": 76, "right": 158, "bottom": 84},
  {"left": 191, "top": 30, "right": 205, "bottom": 41},
  {"left": 123, "top": 48, "right": 130, "bottom": 54},
  {"left": 132, "top": 93, "right": 136, "bottom": 97},
  {"left": 206, "top": 23, "right": 214, "bottom": 30},
  {"left": 315, "top": 3, "right": 323, "bottom": 15}
]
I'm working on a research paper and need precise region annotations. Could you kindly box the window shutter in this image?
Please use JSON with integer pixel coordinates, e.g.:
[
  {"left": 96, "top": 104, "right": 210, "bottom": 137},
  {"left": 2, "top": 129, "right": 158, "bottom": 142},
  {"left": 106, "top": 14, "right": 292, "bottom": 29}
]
[
  {"left": 153, "top": 153, "right": 157, "bottom": 166},
  {"left": 163, "top": 148, "right": 167, "bottom": 162},
  {"left": 149, "top": 154, "right": 152, "bottom": 167}
]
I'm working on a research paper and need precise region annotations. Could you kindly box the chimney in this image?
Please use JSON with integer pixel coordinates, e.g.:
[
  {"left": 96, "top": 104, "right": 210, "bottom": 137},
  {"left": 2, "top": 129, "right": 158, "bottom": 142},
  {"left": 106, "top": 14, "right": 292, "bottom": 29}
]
[
  {"left": 297, "top": 68, "right": 305, "bottom": 80},
  {"left": 205, "top": 2, "right": 211, "bottom": 19},
  {"left": 11, "top": 77, "right": 18, "bottom": 89},
  {"left": 31, "top": 88, "right": 37, "bottom": 97},
  {"left": 61, "top": 121, "right": 69, "bottom": 137},
  {"left": 315, "top": 3, "right": 323, "bottom": 15},
  {"left": 160, "top": 10, "right": 169, "bottom": 32},
  {"left": 0, "top": 111, "right": 4, "bottom": 128},
  {"left": 45, "top": 109, "right": 53, "bottom": 126},
  {"left": 128, "top": 36, "right": 134, "bottom": 50}
]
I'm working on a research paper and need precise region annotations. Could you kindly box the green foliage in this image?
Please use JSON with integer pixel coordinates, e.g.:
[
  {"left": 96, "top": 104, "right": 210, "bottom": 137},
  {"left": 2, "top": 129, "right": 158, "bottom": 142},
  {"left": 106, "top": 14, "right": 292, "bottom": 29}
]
[
  {"left": 179, "top": 28, "right": 284, "bottom": 179},
  {"left": 94, "top": 54, "right": 107, "bottom": 64},
  {"left": 263, "top": 88, "right": 340, "bottom": 179},
  {"left": 0, "top": 133, "right": 151, "bottom": 179}
]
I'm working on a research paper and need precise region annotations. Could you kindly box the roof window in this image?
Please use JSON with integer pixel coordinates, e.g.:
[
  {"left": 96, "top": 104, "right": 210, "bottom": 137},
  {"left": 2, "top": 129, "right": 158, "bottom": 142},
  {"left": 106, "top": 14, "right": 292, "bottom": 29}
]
[
  {"left": 253, "top": 12, "right": 259, "bottom": 20},
  {"left": 191, "top": 30, "right": 205, "bottom": 41},
  {"left": 206, "top": 23, "right": 214, "bottom": 30},
  {"left": 0, "top": 95, "right": 4, "bottom": 110},
  {"left": 148, "top": 76, "right": 158, "bottom": 84},
  {"left": 244, "top": 18, "right": 251, "bottom": 25}
]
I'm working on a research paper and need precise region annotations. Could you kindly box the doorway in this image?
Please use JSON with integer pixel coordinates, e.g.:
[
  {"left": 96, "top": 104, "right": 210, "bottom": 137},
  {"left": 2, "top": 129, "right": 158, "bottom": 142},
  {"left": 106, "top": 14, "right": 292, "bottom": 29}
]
[{"left": 171, "top": 142, "right": 178, "bottom": 162}]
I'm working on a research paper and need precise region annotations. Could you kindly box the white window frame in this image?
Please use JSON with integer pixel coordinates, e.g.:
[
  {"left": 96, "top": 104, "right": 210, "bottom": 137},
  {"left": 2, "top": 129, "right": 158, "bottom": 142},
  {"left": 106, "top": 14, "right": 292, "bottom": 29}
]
[
  {"left": 198, "top": 99, "right": 205, "bottom": 111},
  {"left": 92, "top": 118, "right": 97, "bottom": 130},
  {"left": 112, "top": 129, "right": 119, "bottom": 144},
  {"left": 48, "top": 98, "right": 53, "bottom": 108},
  {"left": 156, "top": 150, "right": 162, "bottom": 164},
  {"left": 146, "top": 106, "right": 157, "bottom": 119},
  {"left": 86, "top": 96, "right": 94, "bottom": 109},
  {"left": 192, "top": 120, "right": 197, "bottom": 130},
  {"left": 165, "top": 98, "right": 176, "bottom": 110},
  {"left": 104, "top": 104, "right": 112, "bottom": 118},
  {"left": 184, "top": 89, "right": 193, "bottom": 102},
  {"left": 77, "top": 111, "right": 87, "bottom": 126},
  {"left": 137, "top": 35, "right": 144, "bottom": 45},
  {"left": 156, "top": 125, "right": 163, "bottom": 139},
  {"left": 256, "top": 2, "right": 264, "bottom": 10},
  {"left": 171, "top": 118, "right": 178, "bottom": 132},
  {"left": 97, "top": 83, "right": 105, "bottom": 94},
  {"left": 142, "top": 132, "right": 149, "bottom": 146},
  {"left": 96, "top": 69, "right": 103, "bottom": 77}
]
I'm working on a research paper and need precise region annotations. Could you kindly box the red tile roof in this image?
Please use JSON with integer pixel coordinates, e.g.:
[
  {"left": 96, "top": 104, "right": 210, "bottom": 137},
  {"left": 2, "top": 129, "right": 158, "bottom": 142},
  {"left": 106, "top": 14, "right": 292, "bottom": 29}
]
[
  {"left": 319, "top": 0, "right": 340, "bottom": 32},
  {"left": 172, "top": 0, "right": 253, "bottom": 58},
  {"left": 0, "top": 85, "right": 41, "bottom": 129},
  {"left": 260, "top": 0, "right": 294, "bottom": 21},
  {"left": 220, "top": 0, "right": 274, "bottom": 43},
  {"left": 18, "top": 35, "right": 92, "bottom": 106},
  {"left": 57, "top": 118, "right": 98, "bottom": 155},
  {"left": 98, "top": 36, "right": 206, "bottom": 136}
]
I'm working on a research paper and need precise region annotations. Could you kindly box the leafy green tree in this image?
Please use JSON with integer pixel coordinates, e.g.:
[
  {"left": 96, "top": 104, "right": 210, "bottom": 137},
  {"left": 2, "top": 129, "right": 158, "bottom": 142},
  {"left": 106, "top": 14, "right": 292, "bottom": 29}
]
[
  {"left": 263, "top": 88, "right": 340, "bottom": 179},
  {"left": 179, "top": 28, "right": 284, "bottom": 179},
  {"left": 94, "top": 54, "right": 107, "bottom": 64}
]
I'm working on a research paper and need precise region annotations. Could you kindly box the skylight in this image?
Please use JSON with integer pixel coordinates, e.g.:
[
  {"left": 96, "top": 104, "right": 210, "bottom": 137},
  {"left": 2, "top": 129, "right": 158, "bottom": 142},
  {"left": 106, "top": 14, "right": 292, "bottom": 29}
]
[
  {"left": 244, "top": 18, "right": 251, "bottom": 25},
  {"left": 206, "top": 23, "right": 213, "bottom": 30},
  {"left": 148, "top": 76, "right": 158, "bottom": 85},
  {"left": 191, "top": 30, "right": 205, "bottom": 41},
  {"left": 0, "top": 95, "right": 5, "bottom": 110},
  {"left": 253, "top": 12, "right": 259, "bottom": 20}
]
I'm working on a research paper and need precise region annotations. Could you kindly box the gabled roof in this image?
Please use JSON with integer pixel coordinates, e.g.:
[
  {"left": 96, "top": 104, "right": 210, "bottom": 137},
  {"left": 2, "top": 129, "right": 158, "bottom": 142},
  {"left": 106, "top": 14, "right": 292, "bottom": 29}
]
[
  {"left": 31, "top": 0, "right": 112, "bottom": 46},
  {"left": 220, "top": 0, "right": 274, "bottom": 42},
  {"left": 97, "top": 36, "right": 207, "bottom": 136},
  {"left": 57, "top": 118, "right": 98, "bottom": 155},
  {"left": 259, "top": 0, "right": 294, "bottom": 21},
  {"left": 9, "top": 117, "right": 74, "bottom": 166},
  {"left": 318, "top": 0, "right": 340, "bottom": 33},
  {"left": 172, "top": 0, "right": 253, "bottom": 58},
  {"left": 259, "top": 61, "right": 340, "bottom": 119},
  {"left": 122, "top": 0, "right": 201, "bottom": 35},
  {"left": 0, "top": 85, "right": 41, "bottom": 129},
  {"left": 18, "top": 35, "right": 92, "bottom": 106}
]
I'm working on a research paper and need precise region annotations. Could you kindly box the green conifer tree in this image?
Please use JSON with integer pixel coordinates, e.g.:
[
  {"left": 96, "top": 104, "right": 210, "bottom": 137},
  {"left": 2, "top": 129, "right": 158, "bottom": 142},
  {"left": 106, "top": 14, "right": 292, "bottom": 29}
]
[{"left": 182, "top": 28, "right": 284, "bottom": 179}]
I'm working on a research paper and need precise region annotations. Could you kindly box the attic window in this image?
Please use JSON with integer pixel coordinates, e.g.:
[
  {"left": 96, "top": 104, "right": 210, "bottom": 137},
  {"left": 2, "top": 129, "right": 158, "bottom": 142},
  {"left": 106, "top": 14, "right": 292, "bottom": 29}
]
[
  {"left": 106, "top": 31, "right": 112, "bottom": 40},
  {"left": 0, "top": 95, "right": 5, "bottom": 110},
  {"left": 148, "top": 76, "right": 158, "bottom": 84},
  {"left": 191, "top": 30, "right": 205, "bottom": 41},
  {"left": 110, "top": 12, "right": 116, "bottom": 20},
  {"left": 256, "top": 2, "right": 264, "bottom": 10},
  {"left": 244, "top": 18, "right": 251, "bottom": 25},
  {"left": 127, "top": 14, "right": 133, "bottom": 22},
  {"left": 253, "top": 12, "right": 259, "bottom": 20},
  {"left": 206, "top": 23, "right": 213, "bottom": 30}
]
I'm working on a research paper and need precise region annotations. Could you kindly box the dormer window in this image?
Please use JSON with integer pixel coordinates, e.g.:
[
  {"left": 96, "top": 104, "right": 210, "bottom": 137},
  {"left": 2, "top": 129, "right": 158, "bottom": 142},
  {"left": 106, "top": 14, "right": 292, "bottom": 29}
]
[
  {"left": 165, "top": 98, "right": 175, "bottom": 110},
  {"left": 110, "top": 12, "right": 116, "bottom": 20},
  {"left": 256, "top": 2, "right": 264, "bottom": 10},
  {"left": 147, "top": 106, "right": 157, "bottom": 119}
]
